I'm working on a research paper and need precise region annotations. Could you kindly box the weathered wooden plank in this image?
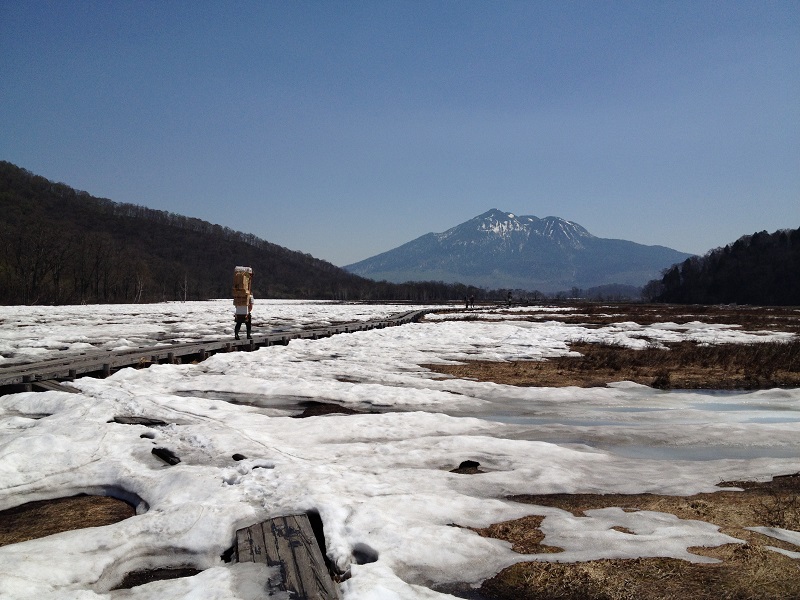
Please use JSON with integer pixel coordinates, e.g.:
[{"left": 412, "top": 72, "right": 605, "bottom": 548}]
[
  {"left": 282, "top": 514, "right": 337, "bottom": 599},
  {"left": 237, "top": 520, "right": 267, "bottom": 563},
  {"left": 261, "top": 521, "right": 281, "bottom": 566},
  {"left": 272, "top": 516, "right": 303, "bottom": 591},
  {"left": 31, "top": 380, "right": 80, "bottom": 393},
  {"left": 236, "top": 514, "right": 339, "bottom": 600},
  {"left": 236, "top": 523, "right": 253, "bottom": 562}
]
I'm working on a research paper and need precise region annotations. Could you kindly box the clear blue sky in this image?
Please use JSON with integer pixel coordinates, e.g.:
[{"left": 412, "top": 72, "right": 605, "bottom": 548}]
[{"left": 2, "top": 1, "right": 798, "bottom": 266}]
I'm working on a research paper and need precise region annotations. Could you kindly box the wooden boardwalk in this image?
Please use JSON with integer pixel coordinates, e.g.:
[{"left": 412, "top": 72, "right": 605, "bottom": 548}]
[
  {"left": 0, "top": 308, "right": 429, "bottom": 394},
  {"left": 236, "top": 514, "right": 340, "bottom": 599}
]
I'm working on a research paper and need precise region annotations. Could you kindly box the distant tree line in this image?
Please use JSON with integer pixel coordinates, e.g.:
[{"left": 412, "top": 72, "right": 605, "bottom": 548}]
[
  {"left": 642, "top": 227, "right": 800, "bottom": 306},
  {"left": 0, "top": 161, "right": 499, "bottom": 305}
]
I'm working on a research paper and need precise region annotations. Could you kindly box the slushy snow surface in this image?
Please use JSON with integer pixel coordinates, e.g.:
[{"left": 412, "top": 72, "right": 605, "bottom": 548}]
[{"left": 1, "top": 300, "right": 798, "bottom": 599}]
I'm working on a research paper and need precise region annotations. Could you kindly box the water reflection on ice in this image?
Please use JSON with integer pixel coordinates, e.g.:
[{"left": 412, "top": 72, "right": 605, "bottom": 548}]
[
  {"left": 467, "top": 387, "right": 800, "bottom": 461},
  {"left": 603, "top": 444, "right": 800, "bottom": 461}
]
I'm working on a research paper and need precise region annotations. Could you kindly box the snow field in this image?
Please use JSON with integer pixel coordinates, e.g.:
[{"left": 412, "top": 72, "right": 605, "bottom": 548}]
[{"left": 0, "top": 301, "right": 798, "bottom": 599}]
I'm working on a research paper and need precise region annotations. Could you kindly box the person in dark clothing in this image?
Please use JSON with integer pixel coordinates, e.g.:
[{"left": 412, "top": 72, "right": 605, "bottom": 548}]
[{"left": 234, "top": 294, "right": 253, "bottom": 339}]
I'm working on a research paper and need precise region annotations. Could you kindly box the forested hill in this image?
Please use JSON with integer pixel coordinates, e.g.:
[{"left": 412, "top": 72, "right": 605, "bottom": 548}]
[
  {"left": 643, "top": 227, "right": 800, "bottom": 306},
  {"left": 0, "top": 161, "right": 483, "bottom": 305}
]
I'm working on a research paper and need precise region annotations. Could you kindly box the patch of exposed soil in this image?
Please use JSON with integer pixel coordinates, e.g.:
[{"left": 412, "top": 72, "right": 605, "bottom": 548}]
[
  {"left": 473, "top": 474, "right": 800, "bottom": 600},
  {"left": 0, "top": 495, "right": 136, "bottom": 547},
  {"left": 472, "top": 515, "right": 563, "bottom": 555}
]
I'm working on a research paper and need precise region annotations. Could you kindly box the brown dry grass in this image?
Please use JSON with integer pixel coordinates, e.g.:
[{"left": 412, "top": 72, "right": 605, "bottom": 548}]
[
  {"left": 455, "top": 303, "right": 800, "bottom": 333},
  {"left": 475, "top": 474, "right": 800, "bottom": 600},
  {"left": 0, "top": 494, "right": 135, "bottom": 547},
  {"left": 0, "top": 495, "right": 205, "bottom": 590},
  {"left": 425, "top": 303, "right": 800, "bottom": 389},
  {"left": 480, "top": 547, "right": 797, "bottom": 600},
  {"left": 426, "top": 340, "right": 800, "bottom": 389}
]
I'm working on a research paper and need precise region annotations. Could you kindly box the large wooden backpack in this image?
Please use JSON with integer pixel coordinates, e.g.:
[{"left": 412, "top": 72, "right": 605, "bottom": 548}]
[{"left": 233, "top": 266, "right": 253, "bottom": 307}]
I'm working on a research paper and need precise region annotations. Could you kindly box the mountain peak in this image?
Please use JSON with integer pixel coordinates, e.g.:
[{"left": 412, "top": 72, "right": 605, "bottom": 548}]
[
  {"left": 462, "top": 209, "right": 593, "bottom": 249},
  {"left": 345, "top": 209, "right": 692, "bottom": 292}
]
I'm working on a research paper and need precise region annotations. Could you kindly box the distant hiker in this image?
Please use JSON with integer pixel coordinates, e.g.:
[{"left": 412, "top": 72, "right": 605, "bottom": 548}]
[
  {"left": 507, "top": 291, "right": 512, "bottom": 306},
  {"left": 465, "top": 296, "right": 469, "bottom": 309},
  {"left": 234, "top": 294, "right": 253, "bottom": 339},
  {"left": 469, "top": 295, "right": 475, "bottom": 309},
  {"left": 233, "top": 266, "right": 254, "bottom": 339}
]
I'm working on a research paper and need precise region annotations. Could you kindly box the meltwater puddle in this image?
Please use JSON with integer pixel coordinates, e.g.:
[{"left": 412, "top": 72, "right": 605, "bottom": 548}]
[
  {"left": 603, "top": 444, "right": 800, "bottom": 461},
  {"left": 465, "top": 387, "right": 800, "bottom": 461}
]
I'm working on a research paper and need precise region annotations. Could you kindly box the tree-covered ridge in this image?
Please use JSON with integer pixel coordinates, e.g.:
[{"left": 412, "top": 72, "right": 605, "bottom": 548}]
[
  {"left": 643, "top": 227, "right": 800, "bottom": 306},
  {"left": 0, "top": 161, "right": 486, "bottom": 305}
]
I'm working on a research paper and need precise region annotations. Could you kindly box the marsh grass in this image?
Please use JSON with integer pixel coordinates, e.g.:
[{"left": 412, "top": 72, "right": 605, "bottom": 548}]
[
  {"left": 0, "top": 495, "right": 135, "bottom": 547},
  {"left": 426, "top": 340, "right": 800, "bottom": 389},
  {"left": 480, "top": 546, "right": 799, "bottom": 600},
  {"left": 476, "top": 474, "right": 800, "bottom": 600},
  {"left": 505, "top": 303, "right": 800, "bottom": 334},
  {"left": 426, "top": 303, "right": 800, "bottom": 389}
]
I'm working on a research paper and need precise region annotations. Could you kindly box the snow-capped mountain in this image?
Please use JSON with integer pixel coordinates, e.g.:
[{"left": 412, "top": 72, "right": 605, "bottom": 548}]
[
  {"left": 344, "top": 209, "right": 693, "bottom": 292},
  {"left": 437, "top": 209, "right": 593, "bottom": 251}
]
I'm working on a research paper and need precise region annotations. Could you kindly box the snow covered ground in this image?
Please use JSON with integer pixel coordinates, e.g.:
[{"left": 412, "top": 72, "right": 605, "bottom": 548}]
[
  {"left": 0, "top": 301, "right": 798, "bottom": 599},
  {"left": 0, "top": 300, "right": 433, "bottom": 363}
]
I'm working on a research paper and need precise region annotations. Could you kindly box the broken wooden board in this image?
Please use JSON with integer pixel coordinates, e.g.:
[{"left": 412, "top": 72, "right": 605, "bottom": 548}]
[{"left": 236, "top": 514, "right": 340, "bottom": 600}]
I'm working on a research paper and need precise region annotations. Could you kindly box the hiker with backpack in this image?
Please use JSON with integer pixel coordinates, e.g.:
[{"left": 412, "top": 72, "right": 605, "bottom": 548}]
[{"left": 233, "top": 266, "right": 254, "bottom": 340}]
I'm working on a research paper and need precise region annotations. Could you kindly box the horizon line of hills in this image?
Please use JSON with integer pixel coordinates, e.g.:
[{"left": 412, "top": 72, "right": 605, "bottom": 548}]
[{"left": 1, "top": 160, "right": 797, "bottom": 306}]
